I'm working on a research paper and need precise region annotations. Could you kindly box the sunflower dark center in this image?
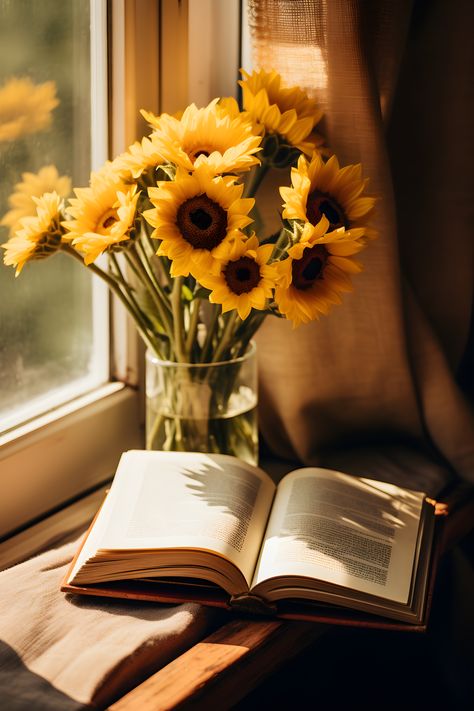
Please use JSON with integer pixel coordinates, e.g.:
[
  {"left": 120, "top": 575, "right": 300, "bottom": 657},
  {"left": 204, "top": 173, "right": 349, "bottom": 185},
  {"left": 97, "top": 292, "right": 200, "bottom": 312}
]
[
  {"left": 307, "top": 189, "right": 347, "bottom": 230},
  {"left": 292, "top": 245, "right": 328, "bottom": 290},
  {"left": 194, "top": 150, "right": 210, "bottom": 158},
  {"left": 176, "top": 194, "right": 227, "bottom": 250},
  {"left": 224, "top": 256, "right": 261, "bottom": 295},
  {"left": 190, "top": 208, "right": 212, "bottom": 230},
  {"left": 102, "top": 216, "right": 117, "bottom": 229},
  {"left": 98, "top": 210, "right": 119, "bottom": 235}
]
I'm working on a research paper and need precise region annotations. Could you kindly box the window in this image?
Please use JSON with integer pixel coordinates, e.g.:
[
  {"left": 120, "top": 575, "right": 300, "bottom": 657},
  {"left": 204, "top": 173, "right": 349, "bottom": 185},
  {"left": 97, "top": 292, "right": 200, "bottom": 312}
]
[
  {"left": 0, "top": 0, "right": 109, "bottom": 434},
  {"left": 0, "top": 0, "right": 240, "bottom": 546},
  {"left": 0, "top": 0, "right": 152, "bottom": 540}
]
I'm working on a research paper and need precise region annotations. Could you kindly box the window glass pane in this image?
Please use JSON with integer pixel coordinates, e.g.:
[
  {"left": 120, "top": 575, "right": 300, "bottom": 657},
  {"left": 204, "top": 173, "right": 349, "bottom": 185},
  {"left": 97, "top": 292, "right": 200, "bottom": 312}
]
[{"left": 0, "top": 0, "right": 109, "bottom": 432}]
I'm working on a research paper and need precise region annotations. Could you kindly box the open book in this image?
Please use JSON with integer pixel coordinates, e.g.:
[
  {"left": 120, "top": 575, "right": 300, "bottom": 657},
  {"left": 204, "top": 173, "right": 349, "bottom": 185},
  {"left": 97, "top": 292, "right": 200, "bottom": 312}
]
[{"left": 62, "top": 450, "right": 440, "bottom": 628}]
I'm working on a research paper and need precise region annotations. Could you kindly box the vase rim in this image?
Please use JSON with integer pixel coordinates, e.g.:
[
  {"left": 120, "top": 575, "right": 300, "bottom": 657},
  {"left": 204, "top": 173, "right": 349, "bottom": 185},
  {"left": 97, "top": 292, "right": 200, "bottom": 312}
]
[{"left": 145, "top": 340, "right": 256, "bottom": 368}]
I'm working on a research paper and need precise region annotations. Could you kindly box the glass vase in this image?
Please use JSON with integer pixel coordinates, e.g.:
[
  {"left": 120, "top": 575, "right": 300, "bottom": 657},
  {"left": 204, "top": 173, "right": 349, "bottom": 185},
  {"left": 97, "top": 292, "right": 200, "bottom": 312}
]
[{"left": 145, "top": 342, "right": 258, "bottom": 466}]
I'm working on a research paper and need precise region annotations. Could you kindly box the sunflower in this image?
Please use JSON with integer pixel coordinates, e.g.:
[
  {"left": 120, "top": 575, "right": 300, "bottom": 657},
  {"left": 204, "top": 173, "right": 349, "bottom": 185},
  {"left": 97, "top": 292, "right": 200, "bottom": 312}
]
[
  {"left": 62, "top": 175, "right": 139, "bottom": 265},
  {"left": 0, "top": 77, "right": 59, "bottom": 142},
  {"left": 274, "top": 218, "right": 366, "bottom": 327},
  {"left": 198, "top": 233, "right": 279, "bottom": 319},
  {"left": 280, "top": 153, "right": 377, "bottom": 238},
  {"left": 2, "top": 192, "right": 63, "bottom": 276},
  {"left": 140, "top": 109, "right": 161, "bottom": 132},
  {"left": 144, "top": 166, "right": 254, "bottom": 277},
  {"left": 141, "top": 108, "right": 185, "bottom": 133},
  {"left": 239, "top": 68, "right": 323, "bottom": 155},
  {"left": 113, "top": 136, "right": 165, "bottom": 180},
  {"left": 216, "top": 96, "right": 244, "bottom": 121},
  {"left": 149, "top": 99, "right": 262, "bottom": 174},
  {"left": 1, "top": 165, "right": 71, "bottom": 235}
]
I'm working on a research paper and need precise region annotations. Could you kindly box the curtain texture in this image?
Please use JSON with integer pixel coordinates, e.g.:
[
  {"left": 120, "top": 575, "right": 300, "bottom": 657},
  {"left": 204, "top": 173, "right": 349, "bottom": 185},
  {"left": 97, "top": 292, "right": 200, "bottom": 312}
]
[{"left": 250, "top": 0, "right": 474, "bottom": 488}]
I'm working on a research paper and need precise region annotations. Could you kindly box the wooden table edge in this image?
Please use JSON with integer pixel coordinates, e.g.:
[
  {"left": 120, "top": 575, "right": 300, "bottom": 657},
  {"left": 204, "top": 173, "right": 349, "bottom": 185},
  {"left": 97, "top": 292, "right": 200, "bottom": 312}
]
[{"left": 109, "top": 617, "right": 326, "bottom": 710}]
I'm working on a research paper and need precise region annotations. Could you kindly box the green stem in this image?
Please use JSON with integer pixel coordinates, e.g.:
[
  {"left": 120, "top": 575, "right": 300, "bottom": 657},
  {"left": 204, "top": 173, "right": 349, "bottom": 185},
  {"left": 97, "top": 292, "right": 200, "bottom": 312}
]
[
  {"left": 146, "top": 412, "right": 164, "bottom": 450},
  {"left": 158, "top": 257, "right": 174, "bottom": 290},
  {"left": 171, "top": 276, "right": 186, "bottom": 362},
  {"left": 109, "top": 253, "right": 165, "bottom": 358},
  {"left": 200, "top": 304, "right": 220, "bottom": 363},
  {"left": 128, "top": 246, "right": 174, "bottom": 342},
  {"left": 122, "top": 249, "right": 142, "bottom": 281},
  {"left": 212, "top": 311, "right": 239, "bottom": 362},
  {"left": 62, "top": 244, "right": 160, "bottom": 355},
  {"left": 63, "top": 244, "right": 129, "bottom": 299},
  {"left": 135, "top": 237, "right": 172, "bottom": 317},
  {"left": 122, "top": 249, "right": 172, "bottom": 357},
  {"left": 185, "top": 298, "right": 201, "bottom": 360},
  {"left": 143, "top": 229, "right": 157, "bottom": 255},
  {"left": 142, "top": 229, "right": 171, "bottom": 289},
  {"left": 139, "top": 233, "right": 161, "bottom": 284}
]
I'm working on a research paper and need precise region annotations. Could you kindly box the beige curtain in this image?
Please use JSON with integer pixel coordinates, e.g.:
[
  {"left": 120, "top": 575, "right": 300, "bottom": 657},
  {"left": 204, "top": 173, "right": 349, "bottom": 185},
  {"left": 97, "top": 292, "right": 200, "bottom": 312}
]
[{"left": 249, "top": 0, "right": 474, "bottom": 489}]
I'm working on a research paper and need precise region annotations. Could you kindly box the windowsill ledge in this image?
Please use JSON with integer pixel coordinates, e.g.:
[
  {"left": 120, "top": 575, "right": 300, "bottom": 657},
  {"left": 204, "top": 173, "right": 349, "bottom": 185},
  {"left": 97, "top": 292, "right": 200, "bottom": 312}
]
[{"left": 0, "top": 383, "right": 143, "bottom": 539}]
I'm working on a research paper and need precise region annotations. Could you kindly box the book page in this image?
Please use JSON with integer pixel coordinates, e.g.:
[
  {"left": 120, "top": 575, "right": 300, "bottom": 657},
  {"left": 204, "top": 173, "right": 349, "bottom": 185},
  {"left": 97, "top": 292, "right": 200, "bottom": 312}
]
[
  {"left": 70, "top": 450, "right": 275, "bottom": 586},
  {"left": 251, "top": 468, "right": 425, "bottom": 603}
]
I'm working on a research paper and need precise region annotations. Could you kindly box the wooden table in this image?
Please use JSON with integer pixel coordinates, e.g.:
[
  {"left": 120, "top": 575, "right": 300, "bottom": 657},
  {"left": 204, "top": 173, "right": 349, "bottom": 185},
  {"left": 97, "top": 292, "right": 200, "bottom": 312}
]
[{"left": 110, "top": 617, "right": 325, "bottom": 710}]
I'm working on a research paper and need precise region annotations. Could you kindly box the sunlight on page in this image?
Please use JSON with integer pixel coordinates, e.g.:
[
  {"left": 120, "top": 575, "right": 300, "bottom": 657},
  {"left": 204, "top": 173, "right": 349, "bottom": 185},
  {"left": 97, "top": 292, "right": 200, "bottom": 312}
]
[
  {"left": 81, "top": 451, "right": 275, "bottom": 586},
  {"left": 358, "top": 478, "right": 423, "bottom": 520},
  {"left": 252, "top": 468, "right": 425, "bottom": 603}
]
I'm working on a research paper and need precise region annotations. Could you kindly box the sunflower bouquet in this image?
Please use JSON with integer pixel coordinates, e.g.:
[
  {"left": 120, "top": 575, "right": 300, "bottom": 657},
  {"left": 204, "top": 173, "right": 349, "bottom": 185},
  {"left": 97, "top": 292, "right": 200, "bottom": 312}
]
[{"left": 2, "top": 69, "right": 376, "bottom": 461}]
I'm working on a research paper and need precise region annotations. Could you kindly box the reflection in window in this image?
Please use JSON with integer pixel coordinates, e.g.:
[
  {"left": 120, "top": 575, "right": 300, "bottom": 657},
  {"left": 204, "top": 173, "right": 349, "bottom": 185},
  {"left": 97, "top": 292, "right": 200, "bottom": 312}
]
[{"left": 0, "top": 0, "right": 108, "bottom": 432}]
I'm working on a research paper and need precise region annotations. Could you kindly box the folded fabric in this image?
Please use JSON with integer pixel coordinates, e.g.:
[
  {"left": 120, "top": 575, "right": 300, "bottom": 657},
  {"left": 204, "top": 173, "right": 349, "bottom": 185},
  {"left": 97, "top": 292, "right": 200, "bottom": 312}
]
[{"left": 0, "top": 538, "right": 214, "bottom": 710}]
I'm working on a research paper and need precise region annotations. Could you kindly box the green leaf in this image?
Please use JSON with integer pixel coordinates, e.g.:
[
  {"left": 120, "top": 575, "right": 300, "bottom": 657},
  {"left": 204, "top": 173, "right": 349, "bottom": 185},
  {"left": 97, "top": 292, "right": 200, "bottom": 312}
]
[
  {"left": 181, "top": 284, "right": 194, "bottom": 302},
  {"left": 156, "top": 164, "right": 176, "bottom": 181},
  {"left": 134, "top": 286, "right": 167, "bottom": 335}
]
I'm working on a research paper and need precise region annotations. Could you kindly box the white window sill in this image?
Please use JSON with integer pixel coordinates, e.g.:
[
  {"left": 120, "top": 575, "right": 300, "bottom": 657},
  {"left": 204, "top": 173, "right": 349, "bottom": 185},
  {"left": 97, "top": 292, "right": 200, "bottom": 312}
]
[
  {"left": 0, "top": 383, "right": 143, "bottom": 539},
  {"left": 0, "top": 485, "right": 105, "bottom": 572}
]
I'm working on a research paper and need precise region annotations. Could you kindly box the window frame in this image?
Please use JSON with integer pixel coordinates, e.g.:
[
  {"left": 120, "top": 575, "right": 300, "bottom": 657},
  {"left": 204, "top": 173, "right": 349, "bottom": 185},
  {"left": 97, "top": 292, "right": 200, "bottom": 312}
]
[{"left": 0, "top": 0, "right": 161, "bottom": 541}]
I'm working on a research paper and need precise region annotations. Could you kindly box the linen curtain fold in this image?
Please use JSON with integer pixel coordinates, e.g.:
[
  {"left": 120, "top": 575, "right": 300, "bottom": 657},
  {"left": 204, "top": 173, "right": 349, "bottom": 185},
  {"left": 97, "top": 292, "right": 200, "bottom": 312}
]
[{"left": 249, "top": 0, "right": 474, "bottom": 483}]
